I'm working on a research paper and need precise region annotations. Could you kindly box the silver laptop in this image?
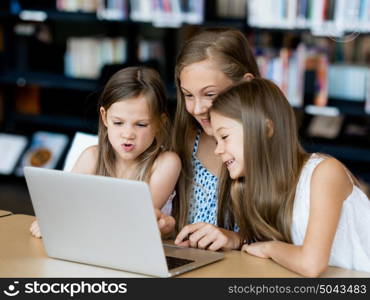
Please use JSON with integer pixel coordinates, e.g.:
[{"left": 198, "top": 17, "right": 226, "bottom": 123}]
[{"left": 24, "top": 166, "right": 224, "bottom": 277}]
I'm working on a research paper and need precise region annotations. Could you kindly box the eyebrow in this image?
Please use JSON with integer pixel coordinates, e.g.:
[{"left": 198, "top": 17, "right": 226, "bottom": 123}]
[
  {"left": 110, "top": 116, "right": 150, "bottom": 122},
  {"left": 215, "top": 126, "right": 227, "bottom": 133},
  {"left": 181, "top": 85, "right": 218, "bottom": 93}
]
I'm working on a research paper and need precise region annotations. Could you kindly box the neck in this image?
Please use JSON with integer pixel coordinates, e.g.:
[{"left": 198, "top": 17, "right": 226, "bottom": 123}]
[
  {"left": 201, "top": 131, "right": 217, "bottom": 148},
  {"left": 115, "top": 156, "right": 138, "bottom": 179}
]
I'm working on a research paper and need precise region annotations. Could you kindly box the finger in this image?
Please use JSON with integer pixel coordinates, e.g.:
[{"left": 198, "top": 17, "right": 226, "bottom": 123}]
[
  {"left": 174, "top": 223, "right": 205, "bottom": 244},
  {"left": 197, "top": 233, "right": 217, "bottom": 250},
  {"left": 207, "top": 236, "right": 227, "bottom": 251},
  {"left": 188, "top": 224, "right": 214, "bottom": 248},
  {"left": 241, "top": 244, "right": 249, "bottom": 252},
  {"left": 154, "top": 208, "right": 161, "bottom": 220},
  {"left": 158, "top": 218, "right": 166, "bottom": 229},
  {"left": 30, "top": 220, "right": 37, "bottom": 231},
  {"left": 177, "top": 240, "right": 190, "bottom": 248}
]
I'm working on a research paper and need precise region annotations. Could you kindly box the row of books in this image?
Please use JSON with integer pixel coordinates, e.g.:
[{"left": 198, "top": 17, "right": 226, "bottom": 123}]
[
  {"left": 247, "top": 0, "right": 370, "bottom": 36},
  {"left": 56, "top": 0, "right": 204, "bottom": 26},
  {"left": 215, "top": 0, "right": 247, "bottom": 19},
  {"left": 256, "top": 44, "right": 370, "bottom": 113},
  {"left": 57, "top": 0, "right": 129, "bottom": 20},
  {"left": 256, "top": 44, "right": 323, "bottom": 108},
  {"left": 138, "top": 39, "right": 164, "bottom": 63},
  {"left": 65, "top": 37, "right": 127, "bottom": 79},
  {"left": 130, "top": 0, "right": 204, "bottom": 27},
  {"left": 0, "top": 131, "right": 69, "bottom": 176}
]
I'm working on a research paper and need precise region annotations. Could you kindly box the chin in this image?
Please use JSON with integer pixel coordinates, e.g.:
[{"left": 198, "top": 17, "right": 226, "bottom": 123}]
[
  {"left": 202, "top": 125, "right": 214, "bottom": 136},
  {"left": 229, "top": 170, "right": 243, "bottom": 180}
]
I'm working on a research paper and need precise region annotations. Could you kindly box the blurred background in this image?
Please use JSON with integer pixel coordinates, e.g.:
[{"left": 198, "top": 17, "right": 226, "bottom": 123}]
[{"left": 0, "top": 0, "right": 370, "bottom": 215}]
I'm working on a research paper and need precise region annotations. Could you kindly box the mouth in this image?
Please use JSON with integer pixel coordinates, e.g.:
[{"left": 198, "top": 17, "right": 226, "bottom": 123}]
[
  {"left": 200, "top": 118, "right": 211, "bottom": 126},
  {"left": 225, "top": 159, "right": 235, "bottom": 168},
  {"left": 121, "top": 143, "right": 135, "bottom": 152}
]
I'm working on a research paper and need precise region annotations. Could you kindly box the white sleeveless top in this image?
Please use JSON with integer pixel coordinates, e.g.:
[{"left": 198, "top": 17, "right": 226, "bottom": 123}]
[{"left": 291, "top": 154, "right": 370, "bottom": 272}]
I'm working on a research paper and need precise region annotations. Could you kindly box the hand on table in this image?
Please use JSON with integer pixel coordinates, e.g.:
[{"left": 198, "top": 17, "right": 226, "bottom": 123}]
[
  {"left": 242, "top": 242, "right": 271, "bottom": 259},
  {"left": 174, "top": 222, "right": 241, "bottom": 251},
  {"left": 155, "top": 209, "right": 175, "bottom": 237},
  {"left": 30, "top": 219, "right": 42, "bottom": 238}
]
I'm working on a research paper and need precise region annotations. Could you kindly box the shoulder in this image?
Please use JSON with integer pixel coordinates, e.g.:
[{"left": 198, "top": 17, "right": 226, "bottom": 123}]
[
  {"left": 154, "top": 151, "right": 181, "bottom": 171},
  {"left": 310, "top": 156, "right": 353, "bottom": 203},
  {"left": 71, "top": 145, "right": 99, "bottom": 174}
]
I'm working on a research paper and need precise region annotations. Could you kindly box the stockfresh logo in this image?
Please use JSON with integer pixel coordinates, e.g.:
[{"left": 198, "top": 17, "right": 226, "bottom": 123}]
[{"left": 3, "top": 281, "right": 20, "bottom": 297}]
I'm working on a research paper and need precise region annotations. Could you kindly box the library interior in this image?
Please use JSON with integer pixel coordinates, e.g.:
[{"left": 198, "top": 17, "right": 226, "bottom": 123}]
[
  {"left": 0, "top": 1, "right": 370, "bottom": 220},
  {"left": 1, "top": 0, "right": 370, "bottom": 280}
]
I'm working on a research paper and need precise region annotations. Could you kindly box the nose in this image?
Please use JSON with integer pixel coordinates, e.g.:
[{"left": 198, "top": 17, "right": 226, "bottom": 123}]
[
  {"left": 214, "top": 142, "right": 224, "bottom": 156},
  {"left": 194, "top": 98, "right": 210, "bottom": 115},
  {"left": 121, "top": 124, "right": 135, "bottom": 139}
]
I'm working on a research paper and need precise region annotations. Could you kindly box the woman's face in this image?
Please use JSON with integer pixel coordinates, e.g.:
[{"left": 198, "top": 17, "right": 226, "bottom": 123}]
[{"left": 179, "top": 59, "right": 233, "bottom": 136}]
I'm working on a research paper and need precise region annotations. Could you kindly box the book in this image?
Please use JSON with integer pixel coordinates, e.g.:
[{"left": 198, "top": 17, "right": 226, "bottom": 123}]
[
  {"left": 15, "top": 131, "right": 69, "bottom": 177},
  {"left": 365, "top": 69, "right": 370, "bottom": 113},
  {"left": 307, "top": 115, "right": 343, "bottom": 139},
  {"left": 246, "top": 0, "right": 370, "bottom": 36},
  {"left": 0, "top": 133, "right": 28, "bottom": 175}
]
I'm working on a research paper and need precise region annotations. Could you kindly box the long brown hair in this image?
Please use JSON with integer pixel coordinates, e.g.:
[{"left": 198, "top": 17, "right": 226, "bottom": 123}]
[
  {"left": 172, "top": 28, "right": 261, "bottom": 231},
  {"left": 211, "top": 79, "right": 309, "bottom": 243},
  {"left": 96, "top": 66, "right": 170, "bottom": 182}
]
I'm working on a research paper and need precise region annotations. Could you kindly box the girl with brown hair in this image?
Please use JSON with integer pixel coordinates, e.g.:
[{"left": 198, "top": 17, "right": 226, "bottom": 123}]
[
  {"left": 210, "top": 78, "right": 370, "bottom": 276},
  {"left": 172, "top": 28, "right": 260, "bottom": 250},
  {"left": 30, "top": 66, "right": 180, "bottom": 238}
]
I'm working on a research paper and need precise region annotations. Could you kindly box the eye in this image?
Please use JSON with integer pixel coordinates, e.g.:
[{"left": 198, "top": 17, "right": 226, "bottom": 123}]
[
  {"left": 183, "top": 93, "right": 193, "bottom": 99},
  {"left": 221, "top": 135, "right": 228, "bottom": 140},
  {"left": 137, "top": 123, "right": 148, "bottom": 127},
  {"left": 206, "top": 93, "right": 217, "bottom": 98},
  {"left": 113, "top": 122, "right": 122, "bottom": 126}
]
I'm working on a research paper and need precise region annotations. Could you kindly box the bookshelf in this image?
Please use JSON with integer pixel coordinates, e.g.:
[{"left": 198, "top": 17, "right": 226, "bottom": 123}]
[{"left": 0, "top": 0, "right": 370, "bottom": 184}]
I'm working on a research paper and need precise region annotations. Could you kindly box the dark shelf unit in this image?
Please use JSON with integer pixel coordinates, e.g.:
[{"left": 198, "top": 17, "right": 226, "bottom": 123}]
[
  {"left": 0, "top": 71, "right": 100, "bottom": 91},
  {"left": 0, "top": 0, "right": 370, "bottom": 183}
]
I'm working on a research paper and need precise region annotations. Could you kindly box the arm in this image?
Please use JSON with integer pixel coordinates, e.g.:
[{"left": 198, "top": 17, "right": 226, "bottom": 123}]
[
  {"left": 71, "top": 145, "right": 98, "bottom": 174},
  {"left": 175, "top": 222, "right": 243, "bottom": 251},
  {"left": 242, "top": 158, "right": 353, "bottom": 277},
  {"left": 149, "top": 151, "right": 181, "bottom": 209},
  {"left": 30, "top": 146, "right": 98, "bottom": 238}
]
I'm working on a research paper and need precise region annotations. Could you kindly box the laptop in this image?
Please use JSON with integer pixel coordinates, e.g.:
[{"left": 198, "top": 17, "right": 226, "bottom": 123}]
[{"left": 24, "top": 166, "right": 224, "bottom": 277}]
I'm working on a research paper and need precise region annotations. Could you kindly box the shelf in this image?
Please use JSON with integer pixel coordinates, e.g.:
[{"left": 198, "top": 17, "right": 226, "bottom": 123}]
[
  {"left": 14, "top": 113, "right": 97, "bottom": 132},
  {"left": 0, "top": 71, "right": 100, "bottom": 91},
  {"left": 302, "top": 141, "right": 370, "bottom": 164},
  {"left": 0, "top": 9, "right": 148, "bottom": 24}
]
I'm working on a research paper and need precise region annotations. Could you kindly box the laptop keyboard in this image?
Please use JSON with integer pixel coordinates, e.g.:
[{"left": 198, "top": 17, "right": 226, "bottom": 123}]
[{"left": 165, "top": 256, "right": 194, "bottom": 270}]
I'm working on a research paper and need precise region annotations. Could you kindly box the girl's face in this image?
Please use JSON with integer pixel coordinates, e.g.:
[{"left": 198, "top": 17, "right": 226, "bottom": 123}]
[
  {"left": 179, "top": 59, "right": 233, "bottom": 136},
  {"left": 211, "top": 111, "right": 244, "bottom": 179},
  {"left": 100, "top": 95, "right": 156, "bottom": 164}
]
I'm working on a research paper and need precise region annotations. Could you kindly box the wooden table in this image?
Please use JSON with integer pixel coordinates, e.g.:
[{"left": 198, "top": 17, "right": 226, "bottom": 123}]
[
  {"left": 1, "top": 214, "right": 369, "bottom": 278},
  {"left": 0, "top": 210, "right": 12, "bottom": 217}
]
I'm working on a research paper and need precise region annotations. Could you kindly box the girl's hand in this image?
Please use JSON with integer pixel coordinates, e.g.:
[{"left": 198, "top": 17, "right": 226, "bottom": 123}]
[
  {"left": 242, "top": 242, "right": 271, "bottom": 259},
  {"left": 174, "top": 222, "right": 241, "bottom": 251},
  {"left": 155, "top": 209, "right": 175, "bottom": 237},
  {"left": 30, "top": 219, "right": 42, "bottom": 238}
]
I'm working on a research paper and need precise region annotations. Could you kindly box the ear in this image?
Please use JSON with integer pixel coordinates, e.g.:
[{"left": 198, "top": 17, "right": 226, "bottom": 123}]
[
  {"left": 266, "top": 119, "right": 274, "bottom": 138},
  {"left": 242, "top": 73, "right": 254, "bottom": 82},
  {"left": 100, "top": 107, "right": 108, "bottom": 127},
  {"left": 160, "top": 113, "right": 168, "bottom": 124}
]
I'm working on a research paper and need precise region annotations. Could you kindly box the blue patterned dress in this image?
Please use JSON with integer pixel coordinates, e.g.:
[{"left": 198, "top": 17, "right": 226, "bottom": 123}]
[{"left": 188, "top": 132, "right": 218, "bottom": 225}]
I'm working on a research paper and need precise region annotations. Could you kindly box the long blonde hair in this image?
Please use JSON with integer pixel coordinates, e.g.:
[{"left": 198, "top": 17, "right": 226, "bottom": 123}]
[
  {"left": 211, "top": 79, "right": 309, "bottom": 243},
  {"left": 172, "top": 28, "right": 261, "bottom": 231},
  {"left": 96, "top": 66, "right": 170, "bottom": 182}
]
